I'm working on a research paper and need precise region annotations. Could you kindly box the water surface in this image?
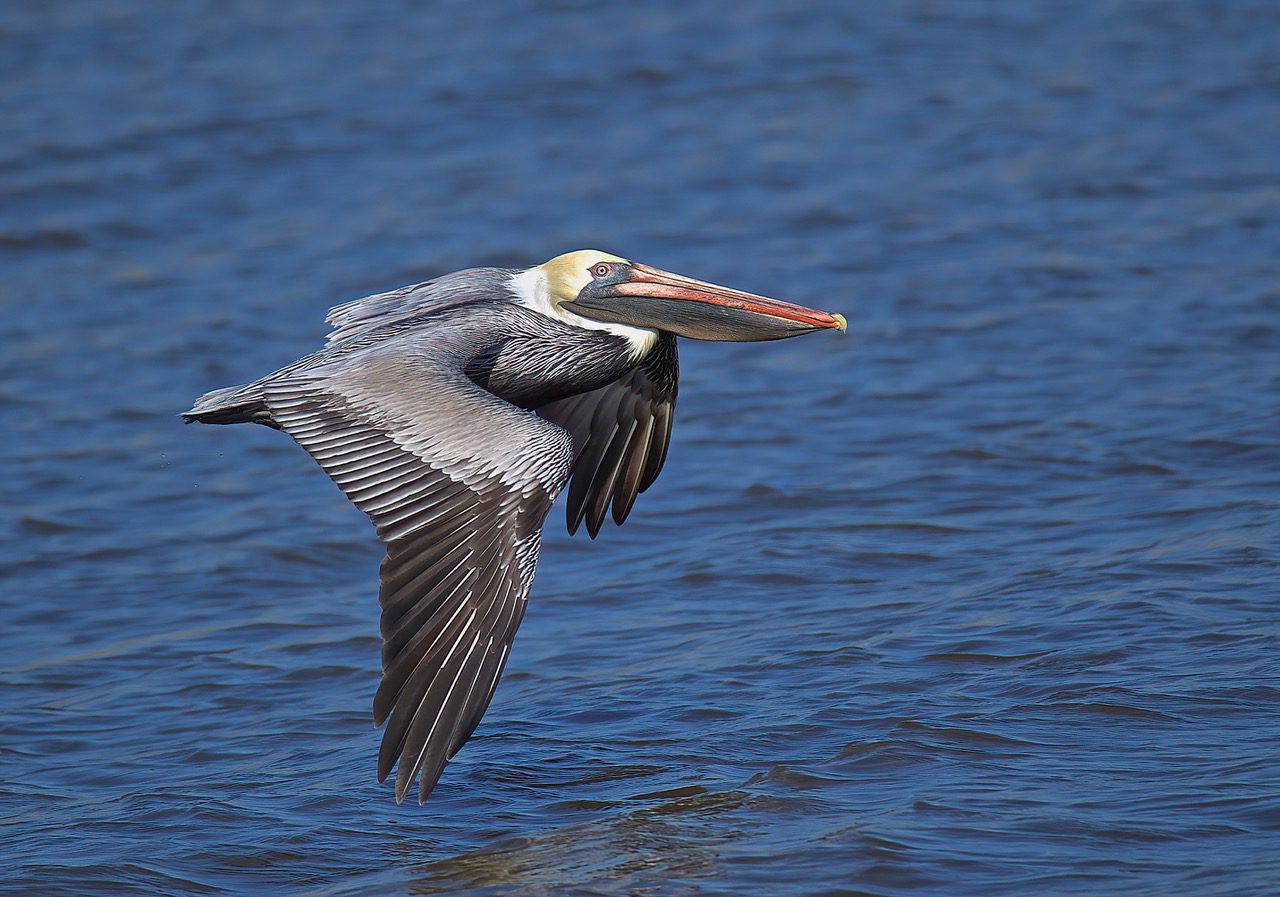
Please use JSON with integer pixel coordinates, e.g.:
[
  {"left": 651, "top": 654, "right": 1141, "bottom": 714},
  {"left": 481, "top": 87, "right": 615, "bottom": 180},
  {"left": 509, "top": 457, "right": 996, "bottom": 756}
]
[{"left": 2, "top": 2, "right": 1278, "bottom": 895}]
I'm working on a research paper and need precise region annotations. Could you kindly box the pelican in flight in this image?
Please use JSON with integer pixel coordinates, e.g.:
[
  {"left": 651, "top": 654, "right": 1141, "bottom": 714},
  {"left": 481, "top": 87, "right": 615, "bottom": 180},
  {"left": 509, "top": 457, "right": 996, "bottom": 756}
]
[{"left": 185, "top": 250, "right": 845, "bottom": 803}]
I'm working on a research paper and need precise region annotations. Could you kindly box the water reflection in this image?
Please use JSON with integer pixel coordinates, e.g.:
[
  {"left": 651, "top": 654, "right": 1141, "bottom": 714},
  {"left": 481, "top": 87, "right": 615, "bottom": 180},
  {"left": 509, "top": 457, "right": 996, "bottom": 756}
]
[{"left": 403, "top": 788, "right": 751, "bottom": 895}]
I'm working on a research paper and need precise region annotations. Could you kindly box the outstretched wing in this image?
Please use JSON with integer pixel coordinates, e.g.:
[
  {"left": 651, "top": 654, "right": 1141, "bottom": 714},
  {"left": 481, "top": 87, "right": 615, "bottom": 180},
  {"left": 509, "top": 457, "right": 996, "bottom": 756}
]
[
  {"left": 536, "top": 333, "right": 678, "bottom": 538},
  {"left": 262, "top": 351, "right": 573, "bottom": 804}
]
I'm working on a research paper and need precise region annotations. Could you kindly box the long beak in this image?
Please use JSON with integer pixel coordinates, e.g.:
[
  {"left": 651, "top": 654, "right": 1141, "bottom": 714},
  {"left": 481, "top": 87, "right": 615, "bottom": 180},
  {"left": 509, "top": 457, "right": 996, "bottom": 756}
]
[{"left": 566, "top": 263, "right": 847, "bottom": 342}]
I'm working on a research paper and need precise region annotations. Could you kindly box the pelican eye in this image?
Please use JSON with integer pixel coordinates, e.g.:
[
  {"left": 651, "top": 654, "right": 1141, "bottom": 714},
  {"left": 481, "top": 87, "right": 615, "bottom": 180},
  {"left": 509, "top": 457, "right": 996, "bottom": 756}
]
[{"left": 591, "top": 263, "right": 612, "bottom": 279}]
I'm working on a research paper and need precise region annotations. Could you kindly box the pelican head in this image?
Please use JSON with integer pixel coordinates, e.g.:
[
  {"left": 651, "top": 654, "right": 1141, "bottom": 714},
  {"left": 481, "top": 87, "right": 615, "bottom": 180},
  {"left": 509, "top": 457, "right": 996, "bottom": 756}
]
[{"left": 536, "top": 250, "right": 846, "bottom": 342}]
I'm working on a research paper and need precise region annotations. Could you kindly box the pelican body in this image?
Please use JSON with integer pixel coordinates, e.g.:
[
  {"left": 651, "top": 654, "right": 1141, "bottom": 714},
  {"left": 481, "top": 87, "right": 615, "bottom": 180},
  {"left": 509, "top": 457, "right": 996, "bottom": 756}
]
[{"left": 185, "top": 250, "right": 845, "bottom": 803}]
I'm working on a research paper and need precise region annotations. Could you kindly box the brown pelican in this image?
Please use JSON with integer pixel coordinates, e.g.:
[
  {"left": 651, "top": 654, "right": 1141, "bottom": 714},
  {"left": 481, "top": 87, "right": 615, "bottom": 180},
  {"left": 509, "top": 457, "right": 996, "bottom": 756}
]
[{"left": 185, "top": 250, "right": 845, "bottom": 804}]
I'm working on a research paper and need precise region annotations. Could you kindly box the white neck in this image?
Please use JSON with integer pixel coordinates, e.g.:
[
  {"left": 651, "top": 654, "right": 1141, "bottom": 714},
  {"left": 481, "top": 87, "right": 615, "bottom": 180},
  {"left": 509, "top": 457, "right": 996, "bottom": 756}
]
[{"left": 509, "top": 267, "right": 657, "bottom": 359}]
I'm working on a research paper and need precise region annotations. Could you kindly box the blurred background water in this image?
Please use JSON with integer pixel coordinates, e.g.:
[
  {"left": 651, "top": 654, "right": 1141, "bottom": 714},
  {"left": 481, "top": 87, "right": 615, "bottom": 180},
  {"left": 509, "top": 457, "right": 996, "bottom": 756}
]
[{"left": 2, "top": 1, "right": 1278, "bottom": 895}]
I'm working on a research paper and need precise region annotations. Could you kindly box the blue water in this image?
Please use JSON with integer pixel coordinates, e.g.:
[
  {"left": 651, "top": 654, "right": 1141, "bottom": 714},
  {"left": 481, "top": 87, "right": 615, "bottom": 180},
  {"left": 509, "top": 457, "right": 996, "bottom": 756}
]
[{"left": 3, "top": 2, "right": 1278, "bottom": 894}]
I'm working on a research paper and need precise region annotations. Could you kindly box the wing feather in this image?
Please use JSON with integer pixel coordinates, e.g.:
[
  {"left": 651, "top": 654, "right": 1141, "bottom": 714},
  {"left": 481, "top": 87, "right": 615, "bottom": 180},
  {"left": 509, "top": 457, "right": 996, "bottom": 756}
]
[
  {"left": 612, "top": 411, "right": 655, "bottom": 524},
  {"left": 263, "top": 355, "right": 572, "bottom": 803},
  {"left": 323, "top": 268, "right": 513, "bottom": 346},
  {"left": 536, "top": 333, "right": 678, "bottom": 537}
]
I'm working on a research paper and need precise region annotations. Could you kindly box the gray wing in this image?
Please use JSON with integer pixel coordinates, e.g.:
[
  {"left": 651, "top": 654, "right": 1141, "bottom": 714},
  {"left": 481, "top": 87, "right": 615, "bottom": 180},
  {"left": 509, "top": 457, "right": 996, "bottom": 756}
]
[
  {"left": 536, "top": 333, "right": 679, "bottom": 538},
  {"left": 324, "top": 268, "right": 511, "bottom": 346},
  {"left": 262, "top": 351, "right": 573, "bottom": 804}
]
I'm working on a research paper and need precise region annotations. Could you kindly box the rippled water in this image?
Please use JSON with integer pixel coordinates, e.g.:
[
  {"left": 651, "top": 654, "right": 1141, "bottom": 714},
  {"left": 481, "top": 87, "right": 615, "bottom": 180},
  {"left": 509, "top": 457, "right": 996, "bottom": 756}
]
[{"left": 3, "top": 2, "right": 1279, "bottom": 895}]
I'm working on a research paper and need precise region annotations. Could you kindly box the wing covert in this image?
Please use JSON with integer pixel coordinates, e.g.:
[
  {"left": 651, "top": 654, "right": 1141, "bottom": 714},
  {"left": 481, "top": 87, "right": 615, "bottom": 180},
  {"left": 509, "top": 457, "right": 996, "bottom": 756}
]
[{"left": 323, "top": 268, "right": 510, "bottom": 346}]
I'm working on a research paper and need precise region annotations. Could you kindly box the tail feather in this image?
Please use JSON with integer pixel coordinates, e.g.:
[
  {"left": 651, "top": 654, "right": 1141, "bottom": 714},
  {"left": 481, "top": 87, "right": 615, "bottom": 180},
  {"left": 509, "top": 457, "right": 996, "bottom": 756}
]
[
  {"left": 182, "top": 383, "right": 277, "bottom": 427},
  {"left": 185, "top": 344, "right": 336, "bottom": 428}
]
